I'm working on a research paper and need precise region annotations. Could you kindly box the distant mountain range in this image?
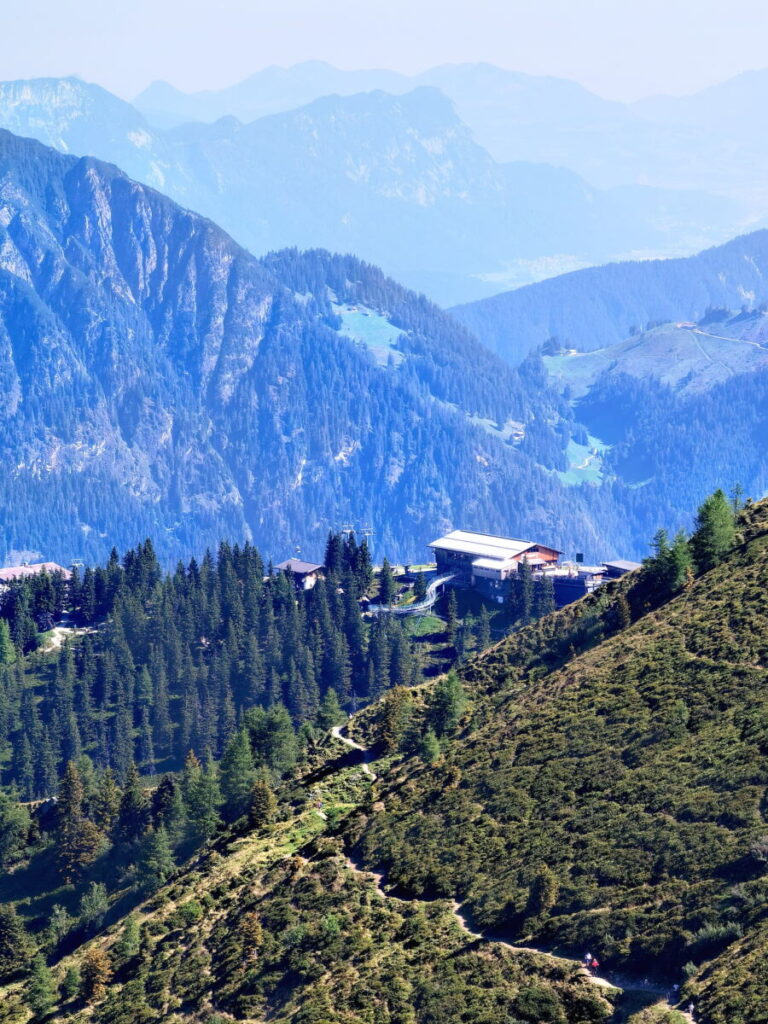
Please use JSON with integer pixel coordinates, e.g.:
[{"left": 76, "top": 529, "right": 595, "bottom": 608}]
[
  {"left": 451, "top": 230, "right": 768, "bottom": 363},
  {"left": 0, "top": 76, "right": 747, "bottom": 305},
  {"left": 135, "top": 60, "right": 768, "bottom": 211}
]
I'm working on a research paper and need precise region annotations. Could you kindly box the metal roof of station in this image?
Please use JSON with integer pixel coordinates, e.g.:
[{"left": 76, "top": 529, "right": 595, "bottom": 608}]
[{"left": 428, "top": 530, "right": 537, "bottom": 562}]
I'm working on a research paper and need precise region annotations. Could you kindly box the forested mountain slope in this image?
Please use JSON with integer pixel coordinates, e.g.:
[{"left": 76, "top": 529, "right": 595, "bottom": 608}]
[
  {"left": 0, "top": 543, "right": 616, "bottom": 1024},
  {"left": 0, "top": 77, "right": 744, "bottom": 305},
  {"left": 349, "top": 498, "right": 768, "bottom": 1021},
  {"left": 0, "top": 128, "right": 623, "bottom": 566},
  {"left": 451, "top": 230, "right": 768, "bottom": 363}
]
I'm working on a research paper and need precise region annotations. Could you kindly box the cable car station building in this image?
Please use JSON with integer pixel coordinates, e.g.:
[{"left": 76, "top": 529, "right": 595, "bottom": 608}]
[{"left": 429, "top": 530, "right": 560, "bottom": 587}]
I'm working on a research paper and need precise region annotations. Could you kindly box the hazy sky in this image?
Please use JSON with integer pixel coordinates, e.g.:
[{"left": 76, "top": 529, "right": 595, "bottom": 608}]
[{"left": 6, "top": 0, "right": 768, "bottom": 101}]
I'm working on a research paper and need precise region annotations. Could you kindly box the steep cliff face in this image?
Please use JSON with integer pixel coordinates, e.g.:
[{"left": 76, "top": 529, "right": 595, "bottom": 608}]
[
  {"left": 0, "top": 129, "right": 281, "bottom": 556},
  {"left": 0, "top": 130, "right": 612, "bottom": 567}
]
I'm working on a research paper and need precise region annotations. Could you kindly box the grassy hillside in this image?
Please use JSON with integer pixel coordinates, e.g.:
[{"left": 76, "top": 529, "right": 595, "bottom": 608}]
[
  {"left": 543, "top": 316, "right": 768, "bottom": 399},
  {"left": 348, "top": 500, "right": 768, "bottom": 1020},
  {"left": 2, "top": 500, "right": 767, "bottom": 1022},
  {"left": 0, "top": 756, "right": 614, "bottom": 1024}
]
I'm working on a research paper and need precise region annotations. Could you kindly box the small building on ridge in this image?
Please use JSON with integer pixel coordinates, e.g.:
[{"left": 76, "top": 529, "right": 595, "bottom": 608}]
[
  {"left": 275, "top": 558, "right": 325, "bottom": 590},
  {"left": 0, "top": 562, "right": 72, "bottom": 585}
]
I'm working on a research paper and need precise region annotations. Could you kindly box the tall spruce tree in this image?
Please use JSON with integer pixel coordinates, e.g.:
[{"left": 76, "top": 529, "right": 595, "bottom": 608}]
[
  {"left": 116, "top": 764, "right": 148, "bottom": 844},
  {"left": 56, "top": 761, "right": 102, "bottom": 883},
  {"left": 316, "top": 688, "right": 346, "bottom": 731},
  {"left": 220, "top": 728, "right": 256, "bottom": 820},
  {"left": 26, "top": 953, "right": 55, "bottom": 1017},
  {"left": 428, "top": 670, "right": 466, "bottom": 737},
  {"left": 0, "top": 619, "right": 14, "bottom": 666},
  {"left": 378, "top": 559, "right": 396, "bottom": 607},
  {"left": 445, "top": 590, "right": 458, "bottom": 647},
  {"left": 691, "top": 489, "right": 736, "bottom": 572},
  {"left": 0, "top": 904, "right": 31, "bottom": 979},
  {"left": 137, "top": 826, "right": 174, "bottom": 893},
  {"left": 534, "top": 574, "right": 556, "bottom": 619}
]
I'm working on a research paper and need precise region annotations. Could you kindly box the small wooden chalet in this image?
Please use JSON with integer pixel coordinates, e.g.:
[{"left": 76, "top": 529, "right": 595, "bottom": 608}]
[{"left": 275, "top": 558, "right": 325, "bottom": 591}]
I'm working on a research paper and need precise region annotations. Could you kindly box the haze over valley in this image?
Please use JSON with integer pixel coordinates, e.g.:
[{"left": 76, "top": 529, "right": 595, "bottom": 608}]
[{"left": 0, "top": 6, "right": 767, "bottom": 1023}]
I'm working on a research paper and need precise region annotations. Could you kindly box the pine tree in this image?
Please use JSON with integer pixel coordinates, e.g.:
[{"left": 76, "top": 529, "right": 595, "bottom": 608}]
[
  {"left": 80, "top": 947, "right": 112, "bottom": 1003},
  {"left": 92, "top": 768, "right": 121, "bottom": 833},
  {"left": 420, "top": 728, "right": 441, "bottom": 764},
  {"left": 413, "top": 572, "right": 427, "bottom": 601},
  {"left": 47, "top": 904, "right": 74, "bottom": 951},
  {"left": 0, "top": 790, "right": 30, "bottom": 870},
  {"left": 669, "top": 531, "right": 693, "bottom": 590},
  {"left": 445, "top": 590, "right": 458, "bottom": 647},
  {"left": 248, "top": 773, "right": 277, "bottom": 827},
  {"left": 0, "top": 904, "right": 31, "bottom": 978},
  {"left": 78, "top": 881, "right": 109, "bottom": 934},
  {"left": 114, "top": 913, "right": 141, "bottom": 963},
  {"left": 116, "top": 763, "right": 148, "bottom": 844},
  {"left": 137, "top": 708, "right": 155, "bottom": 775},
  {"left": 316, "top": 688, "right": 346, "bottom": 732},
  {"left": 25, "top": 952, "right": 56, "bottom": 1018},
  {"left": 56, "top": 761, "right": 102, "bottom": 882},
  {"left": 0, "top": 619, "right": 15, "bottom": 666},
  {"left": 518, "top": 562, "right": 534, "bottom": 624},
  {"left": 476, "top": 605, "right": 492, "bottom": 649},
  {"left": 378, "top": 559, "right": 396, "bottom": 607},
  {"left": 185, "top": 755, "right": 222, "bottom": 841},
  {"left": 220, "top": 728, "right": 256, "bottom": 820},
  {"left": 61, "top": 966, "right": 80, "bottom": 1001},
  {"left": 151, "top": 775, "right": 186, "bottom": 844},
  {"left": 730, "top": 482, "right": 745, "bottom": 513},
  {"left": 380, "top": 687, "right": 413, "bottom": 753},
  {"left": 428, "top": 670, "right": 466, "bottom": 737},
  {"left": 691, "top": 489, "right": 736, "bottom": 572},
  {"left": 137, "top": 826, "right": 174, "bottom": 893},
  {"left": 324, "top": 532, "right": 343, "bottom": 576},
  {"left": 534, "top": 573, "right": 556, "bottom": 619},
  {"left": 355, "top": 540, "right": 374, "bottom": 593}
]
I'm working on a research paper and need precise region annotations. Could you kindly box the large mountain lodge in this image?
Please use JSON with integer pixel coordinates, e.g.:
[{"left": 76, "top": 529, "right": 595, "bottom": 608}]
[
  {"left": 429, "top": 530, "right": 560, "bottom": 581},
  {"left": 428, "top": 529, "right": 639, "bottom": 605}
]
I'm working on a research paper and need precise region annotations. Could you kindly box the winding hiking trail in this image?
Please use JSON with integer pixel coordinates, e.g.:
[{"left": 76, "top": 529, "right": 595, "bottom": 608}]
[
  {"left": 331, "top": 725, "right": 696, "bottom": 1024},
  {"left": 330, "top": 724, "right": 377, "bottom": 780}
]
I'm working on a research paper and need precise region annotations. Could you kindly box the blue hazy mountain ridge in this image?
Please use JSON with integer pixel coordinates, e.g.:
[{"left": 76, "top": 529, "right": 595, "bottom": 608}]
[
  {"left": 451, "top": 230, "right": 768, "bottom": 365},
  {"left": 634, "top": 68, "right": 768, "bottom": 135},
  {"left": 0, "top": 76, "right": 746, "bottom": 306},
  {"left": 0, "top": 126, "right": 628, "bottom": 567},
  {"left": 136, "top": 60, "right": 411, "bottom": 127},
  {"left": 134, "top": 60, "right": 768, "bottom": 210},
  {"left": 136, "top": 59, "right": 631, "bottom": 138}
]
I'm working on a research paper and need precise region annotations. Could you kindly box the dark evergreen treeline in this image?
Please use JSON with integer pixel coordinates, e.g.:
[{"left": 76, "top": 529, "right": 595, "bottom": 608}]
[{"left": 0, "top": 533, "right": 422, "bottom": 800}]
